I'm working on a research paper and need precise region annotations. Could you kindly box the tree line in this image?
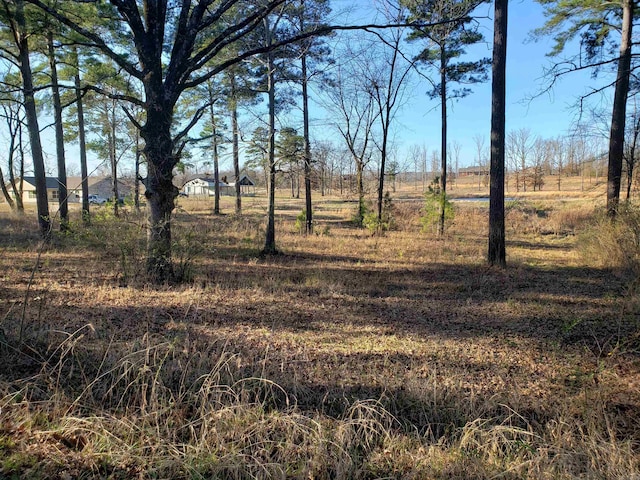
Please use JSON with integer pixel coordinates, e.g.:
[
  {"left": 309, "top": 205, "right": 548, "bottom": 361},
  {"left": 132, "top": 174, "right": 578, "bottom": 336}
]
[{"left": 0, "top": 0, "right": 637, "bottom": 281}]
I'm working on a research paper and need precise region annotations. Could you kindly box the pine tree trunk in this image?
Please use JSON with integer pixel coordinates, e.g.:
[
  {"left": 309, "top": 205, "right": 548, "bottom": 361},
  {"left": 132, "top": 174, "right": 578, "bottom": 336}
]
[
  {"left": 47, "top": 31, "right": 68, "bottom": 231},
  {"left": 135, "top": 140, "right": 141, "bottom": 212},
  {"left": 142, "top": 113, "right": 177, "bottom": 282},
  {"left": 208, "top": 88, "right": 221, "bottom": 215},
  {"left": 488, "top": 0, "right": 508, "bottom": 267},
  {"left": 74, "top": 50, "right": 90, "bottom": 223},
  {"left": 16, "top": 0, "right": 50, "bottom": 238},
  {"left": 607, "top": 0, "right": 633, "bottom": 216},
  {"left": 263, "top": 46, "right": 278, "bottom": 255},
  {"left": 230, "top": 75, "right": 242, "bottom": 215},
  {"left": 439, "top": 45, "right": 447, "bottom": 237},
  {"left": 302, "top": 55, "right": 313, "bottom": 233},
  {"left": 109, "top": 103, "right": 119, "bottom": 217}
]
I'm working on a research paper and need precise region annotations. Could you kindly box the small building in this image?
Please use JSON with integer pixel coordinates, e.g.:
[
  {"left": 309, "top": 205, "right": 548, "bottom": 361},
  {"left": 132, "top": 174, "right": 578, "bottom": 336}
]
[
  {"left": 181, "top": 177, "right": 229, "bottom": 197},
  {"left": 458, "top": 166, "right": 489, "bottom": 177},
  {"left": 182, "top": 174, "right": 255, "bottom": 197},
  {"left": 228, "top": 174, "right": 256, "bottom": 196},
  {"left": 4, "top": 176, "right": 142, "bottom": 204}
]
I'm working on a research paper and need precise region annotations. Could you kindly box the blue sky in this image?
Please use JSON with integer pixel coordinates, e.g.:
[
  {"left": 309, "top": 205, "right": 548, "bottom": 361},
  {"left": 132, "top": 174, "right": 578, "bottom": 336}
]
[
  {"left": 314, "top": 0, "right": 615, "bottom": 169},
  {"left": 11, "top": 1, "right": 615, "bottom": 177}
]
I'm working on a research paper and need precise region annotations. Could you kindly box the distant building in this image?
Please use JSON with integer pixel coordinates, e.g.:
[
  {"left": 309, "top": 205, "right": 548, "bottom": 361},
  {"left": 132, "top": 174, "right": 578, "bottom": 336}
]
[
  {"left": 181, "top": 177, "right": 231, "bottom": 197},
  {"left": 3, "top": 176, "right": 142, "bottom": 203},
  {"left": 182, "top": 174, "right": 255, "bottom": 197},
  {"left": 458, "top": 166, "right": 489, "bottom": 177},
  {"left": 228, "top": 174, "right": 256, "bottom": 196}
]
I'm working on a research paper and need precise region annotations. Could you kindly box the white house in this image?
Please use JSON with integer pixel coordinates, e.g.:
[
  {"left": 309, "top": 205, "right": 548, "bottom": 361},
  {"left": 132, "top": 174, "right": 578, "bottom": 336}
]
[
  {"left": 181, "top": 177, "right": 230, "bottom": 197},
  {"left": 182, "top": 174, "right": 256, "bottom": 197}
]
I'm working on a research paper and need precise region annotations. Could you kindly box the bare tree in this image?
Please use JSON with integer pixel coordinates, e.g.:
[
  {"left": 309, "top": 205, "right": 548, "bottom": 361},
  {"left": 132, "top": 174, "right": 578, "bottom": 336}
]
[
  {"left": 473, "top": 133, "right": 486, "bottom": 191},
  {"left": 325, "top": 56, "right": 379, "bottom": 225},
  {"left": 0, "top": 96, "right": 25, "bottom": 212},
  {"left": 506, "top": 128, "right": 534, "bottom": 192},
  {"left": 624, "top": 96, "right": 640, "bottom": 200},
  {"left": 363, "top": 1, "right": 414, "bottom": 228}
]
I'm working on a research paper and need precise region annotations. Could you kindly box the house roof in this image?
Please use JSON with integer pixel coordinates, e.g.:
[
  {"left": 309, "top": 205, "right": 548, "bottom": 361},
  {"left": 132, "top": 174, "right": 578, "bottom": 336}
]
[
  {"left": 22, "top": 176, "right": 61, "bottom": 189},
  {"left": 237, "top": 174, "right": 255, "bottom": 186},
  {"left": 21, "top": 176, "right": 143, "bottom": 192},
  {"left": 184, "top": 177, "right": 229, "bottom": 187}
]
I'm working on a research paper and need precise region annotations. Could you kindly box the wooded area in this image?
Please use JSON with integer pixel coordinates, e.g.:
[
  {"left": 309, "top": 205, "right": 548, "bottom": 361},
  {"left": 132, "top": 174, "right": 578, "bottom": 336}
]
[{"left": 0, "top": 0, "right": 639, "bottom": 478}]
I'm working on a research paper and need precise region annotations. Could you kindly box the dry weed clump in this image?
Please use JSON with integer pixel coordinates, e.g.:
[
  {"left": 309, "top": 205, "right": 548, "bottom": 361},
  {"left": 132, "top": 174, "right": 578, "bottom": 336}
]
[
  {"left": 546, "top": 203, "right": 594, "bottom": 235},
  {"left": 578, "top": 205, "right": 640, "bottom": 272}
]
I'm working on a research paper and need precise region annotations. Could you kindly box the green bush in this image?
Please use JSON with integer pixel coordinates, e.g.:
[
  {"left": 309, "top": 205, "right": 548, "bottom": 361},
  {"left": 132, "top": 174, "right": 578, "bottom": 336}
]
[
  {"left": 363, "top": 192, "right": 394, "bottom": 234},
  {"left": 294, "top": 210, "right": 306, "bottom": 234},
  {"left": 421, "top": 180, "right": 454, "bottom": 233}
]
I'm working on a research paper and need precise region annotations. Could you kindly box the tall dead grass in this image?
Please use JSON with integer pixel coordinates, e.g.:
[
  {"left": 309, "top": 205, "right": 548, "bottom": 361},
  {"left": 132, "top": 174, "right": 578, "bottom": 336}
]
[
  {"left": 1, "top": 198, "right": 639, "bottom": 479},
  {"left": 2, "top": 317, "right": 639, "bottom": 479},
  {"left": 579, "top": 204, "right": 640, "bottom": 273}
]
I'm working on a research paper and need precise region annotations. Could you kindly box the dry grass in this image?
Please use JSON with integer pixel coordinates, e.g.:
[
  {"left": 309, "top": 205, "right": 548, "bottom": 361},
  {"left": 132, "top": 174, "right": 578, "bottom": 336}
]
[{"left": 0, "top": 184, "right": 639, "bottom": 479}]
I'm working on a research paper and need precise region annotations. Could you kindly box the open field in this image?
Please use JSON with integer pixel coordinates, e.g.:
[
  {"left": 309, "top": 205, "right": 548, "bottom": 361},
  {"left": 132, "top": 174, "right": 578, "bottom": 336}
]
[{"left": 1, "top": 177, "right": 639, "bottom": 479}]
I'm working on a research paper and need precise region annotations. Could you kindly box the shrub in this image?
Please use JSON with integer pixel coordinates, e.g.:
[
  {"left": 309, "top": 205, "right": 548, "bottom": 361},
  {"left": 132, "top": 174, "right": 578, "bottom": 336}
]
[
  {"left": 363, "top": 192, "right": 394, "bottom": 234},
  {"left": 294, "top": 210, "right": 306, "bottom": 234},
  {"left": 578, "top": 204, "right": 640, "bottom": 273},
  {"left": 421, "top": 181, "right": 454, "bottom": 233}
]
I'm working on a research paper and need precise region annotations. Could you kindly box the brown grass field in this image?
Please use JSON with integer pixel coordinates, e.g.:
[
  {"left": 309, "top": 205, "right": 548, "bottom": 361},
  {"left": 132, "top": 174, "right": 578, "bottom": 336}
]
[{"left": 0, "top": 175, "right": 639, "bottom": 479}]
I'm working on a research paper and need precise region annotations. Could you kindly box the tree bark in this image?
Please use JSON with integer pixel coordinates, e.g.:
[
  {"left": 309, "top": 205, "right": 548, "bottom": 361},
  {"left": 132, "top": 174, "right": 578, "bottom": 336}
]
[
  {"left": 142, "top": 113, "right": 177, "bottom": 282},
  {"left": 15, "top": 0, "right": 50, "bottom": 237},
  {"left": 488, "top": 0, "right": 508, "bottom": 268},
  {"left": 356, "top": 160, "right": 365, "bottom": 225},
  {"left": 0, "top": 167, "right": 16, "bottom": 209},
  {"left": 607, "top": 0, "right": 633, "bottom": 217},
  {"left": 302, "top": 54, "right": 313, "bottom": 234},
  {"left": 73, "top": 47, "right": 90, "bottom": 223},
  {"left": 207, "top": 84, "right": 221, "bottom": 215},
  {"left": 135, "top": 138, "right": 141, "bottom": 212},
  {"left": 263, "top": 43, "right": 278, "bottom": 255},
  {"left": 109, "top": 101, "right": 119, "bottom": 217},
  {"left": 439, "top": 44, "right": 447, "bottom": 237},
  {"left": 47, "top": 31, "right": 68, "bottom": 231},
  {"left": 229, "top": 74, "right": 242, "bottom": 215}
]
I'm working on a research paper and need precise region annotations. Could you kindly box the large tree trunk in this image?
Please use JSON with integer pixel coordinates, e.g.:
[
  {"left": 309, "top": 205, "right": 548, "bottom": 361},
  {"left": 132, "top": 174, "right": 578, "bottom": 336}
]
[
  {"left": 263, "top": 46, "right": 278, "bottom": 255},
  {"left": 213, "top": 122, "right": 221, "bottom": 215},
  {"left": 142, "top": 116, "right": 177, "bottom": 282},
  {"left": 302, "top": 54, "right": 313, "bottom": 234},
  {"left": 108, "top": 101, "right": 120, "bottom": 217},
  {"left": 229, "top": 75, "right": 242, "bottom": 215},
  {"left": 232, "top": 103, "right": 242, "bottom": 213},
  {"left": 15, "top": 0, "right": 50, "bottom": 237},
  {"left": 135, "top": 140, "right": 141, "bottom": 212},
  {"left": 439, "top": 45, "right": 447, "bottom": 237},
  {"left": 47, "top": 31, "right": 68, "bottom": 231},
  {"left": 207, "top": 82, "right": 221, "bottom": 215},
  {"left": 488, "top": 0, "right": 508, "bottom": 267},
  {"left": 73, "top": 47, "right": 90, "bottom": 223},
  {"left": 607, "top": 0, "right": 633, "bottom": 217}
]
